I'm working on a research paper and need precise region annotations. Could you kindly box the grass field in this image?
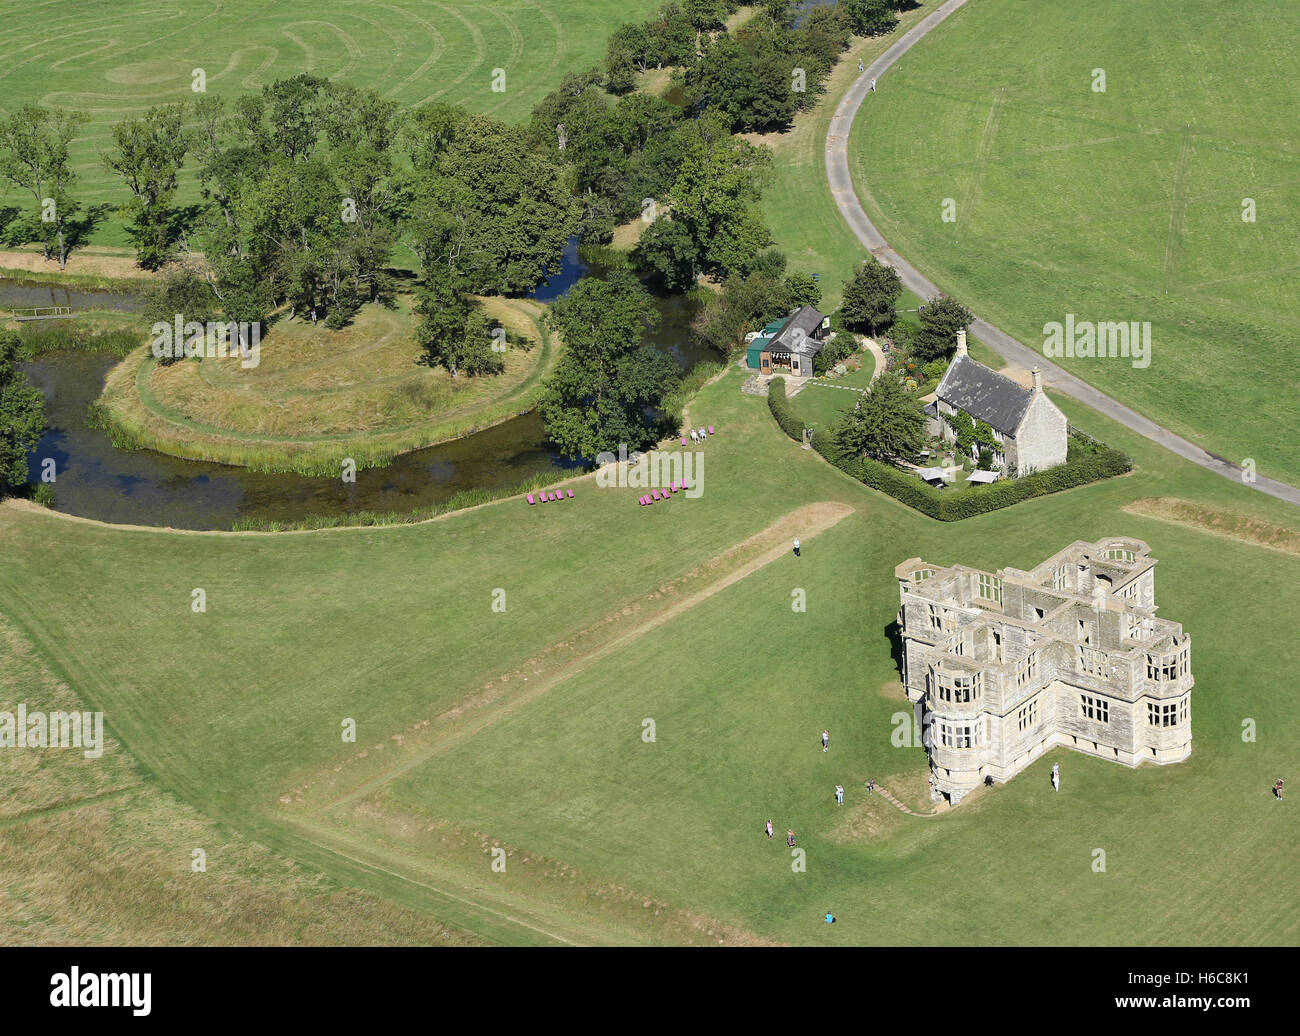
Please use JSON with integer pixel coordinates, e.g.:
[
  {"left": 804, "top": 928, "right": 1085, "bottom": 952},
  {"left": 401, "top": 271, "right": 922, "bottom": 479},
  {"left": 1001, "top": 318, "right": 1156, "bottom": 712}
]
[
  {"left": 2, "top": 365, "right": 1297, "bottom": 945},
  {"left": 753, "top": 4, "right": 933, "bottom": 312},
  {"left": 0, "top": 0, "right": 665, "bottom": 251},
  {"left": 94, "top": 293, "right": 555, "bottom": 473},
  {"left": 847, "top": 0, "right": 1300, "bottom": 484}
]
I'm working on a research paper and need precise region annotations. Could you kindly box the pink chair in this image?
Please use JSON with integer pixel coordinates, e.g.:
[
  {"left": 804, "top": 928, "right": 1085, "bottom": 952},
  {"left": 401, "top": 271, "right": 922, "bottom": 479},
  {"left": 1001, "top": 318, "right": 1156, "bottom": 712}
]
[
  {"left": 527, "top": 494, "right": 535, "bottom": 505},
  {"left": 567, "top": 489, "right": 574, "bottom": 499},
  {"left": 672, "top": 482, "right": 679, "bottom": 493},
  {"left": 708, "top": 425, "right": 714, "bottom": 435},
  {"left": 681, "top": 437, "right": 687, "bottom": 446}
]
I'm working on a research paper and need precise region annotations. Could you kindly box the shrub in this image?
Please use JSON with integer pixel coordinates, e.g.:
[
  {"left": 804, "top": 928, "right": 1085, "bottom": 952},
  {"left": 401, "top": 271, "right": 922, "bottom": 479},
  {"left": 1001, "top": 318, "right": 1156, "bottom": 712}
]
[{"left": 32, "top": 483, "right": 55, "bottom": 508}]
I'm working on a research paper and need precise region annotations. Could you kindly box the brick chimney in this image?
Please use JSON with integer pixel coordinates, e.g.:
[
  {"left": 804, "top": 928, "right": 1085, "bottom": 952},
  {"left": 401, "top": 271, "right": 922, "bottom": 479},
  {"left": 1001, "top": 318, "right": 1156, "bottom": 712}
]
[
  {"left": 955, "top": 329, "right": 967, "bottom": 357},
  {"left": 1031, "top": 367, "right": 1042, "bottom": 394}
]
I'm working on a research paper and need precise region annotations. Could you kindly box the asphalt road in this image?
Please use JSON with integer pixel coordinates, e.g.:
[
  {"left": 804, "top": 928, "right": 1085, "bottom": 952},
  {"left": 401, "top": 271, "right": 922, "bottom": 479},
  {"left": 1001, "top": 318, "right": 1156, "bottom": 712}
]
[{"left": 824, "top": 0, "right": 1299, "bottom": 506}]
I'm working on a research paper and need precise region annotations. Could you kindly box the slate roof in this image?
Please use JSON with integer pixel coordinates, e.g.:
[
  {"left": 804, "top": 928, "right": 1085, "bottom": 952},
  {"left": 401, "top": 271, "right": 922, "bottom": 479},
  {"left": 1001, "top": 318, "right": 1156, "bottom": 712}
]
[
  {"left": 935, "top": 355, "right": 1033, "bottom": 435},
  {"left": 771, "top": 306, "right": 826, "bottom": 355}
]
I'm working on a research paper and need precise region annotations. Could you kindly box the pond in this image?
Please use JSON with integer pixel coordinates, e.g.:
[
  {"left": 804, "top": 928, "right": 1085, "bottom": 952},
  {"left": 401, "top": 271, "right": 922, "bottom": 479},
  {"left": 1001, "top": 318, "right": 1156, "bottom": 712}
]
[{"left": 14, "top": 239, "right": 707, "bottom": 530}]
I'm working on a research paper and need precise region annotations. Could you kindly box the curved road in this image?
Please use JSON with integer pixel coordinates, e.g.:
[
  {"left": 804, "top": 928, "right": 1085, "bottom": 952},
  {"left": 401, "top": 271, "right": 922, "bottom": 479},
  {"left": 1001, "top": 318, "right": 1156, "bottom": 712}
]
[{"left": 825, "top": 0, "right": 1300, "bottom": 507}]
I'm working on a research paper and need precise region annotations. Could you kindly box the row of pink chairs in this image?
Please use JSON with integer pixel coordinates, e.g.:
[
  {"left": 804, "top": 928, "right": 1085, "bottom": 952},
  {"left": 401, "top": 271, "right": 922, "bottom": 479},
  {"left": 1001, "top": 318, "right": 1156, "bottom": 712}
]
[
  {"left": 639, "top": 482, "right": 689, "bottom": 505},
  {"left": 527, "top": 489, "right": 574, "bottom": 505}
]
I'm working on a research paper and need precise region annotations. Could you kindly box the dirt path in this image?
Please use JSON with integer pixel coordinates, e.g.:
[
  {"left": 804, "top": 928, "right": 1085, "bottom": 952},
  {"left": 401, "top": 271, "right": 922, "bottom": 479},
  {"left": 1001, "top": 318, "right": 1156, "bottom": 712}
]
[
  {"left": 287, "top": 501, "right": 856, "bottom": 812},
  {"left": 873, "top": 785, "right": 945, "bottom": 818},
  {"left": 824, "top": 0, "right": 1300, "bottom": 507},
  {"left": 0, "top": 249, "right": 158, "bottom": 282}
]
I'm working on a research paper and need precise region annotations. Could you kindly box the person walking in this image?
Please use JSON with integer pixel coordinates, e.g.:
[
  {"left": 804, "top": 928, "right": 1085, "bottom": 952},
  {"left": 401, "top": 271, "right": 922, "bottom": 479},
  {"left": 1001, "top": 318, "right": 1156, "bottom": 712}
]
[
  {"left": 867, "top": 779, "right": 876, "bottom": 796},
  {"left": 766, "top": 819, "right": 774, "bottom": 838},
  {"left": 858, "top": 60, "right": 864, "bottom": 72},
  {"left": 870, "top": 77, "right": 877, "bottom": 92},
  {"left": 787, "top": 829, "right": 796, "bottom": 847},
  {"left": 835, "top": 784, "right": 844, "bottom": 805},
  {"left": 310, "top": 306, "right": 318, "bottom": 326},
  {"left": 794, "top": 538, "right": 801, "bottom": 557},
  {"left": 821, "top": 729, "right": 829, "bottom": 752}
]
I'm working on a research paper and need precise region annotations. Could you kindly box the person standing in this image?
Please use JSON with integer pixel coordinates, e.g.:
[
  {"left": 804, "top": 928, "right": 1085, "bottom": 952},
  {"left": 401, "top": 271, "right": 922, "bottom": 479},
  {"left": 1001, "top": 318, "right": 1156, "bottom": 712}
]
[
  {"left": 310, "top": 306, "right": 317, "bottom": 326},
  {"left": 1051, "top": 763, "right": 1060, "bottom": 792},
  {"left": 858, "top": 60, "right": 864, "bottom": 72},
  {"left": 1276, "top": 778, "right": 1285, "bottom": 801},
  {"left": 787, "top": 829, "right": 796, "bottom": 847},
  {"left": 867, "top": 779, "right": 876, "bottom": 795},
  {"left": 766, "top": 819, "right": 774, "bottom": 838},
  {"left": 793, "top": 538, "right": 801, "bottom": 557},
  {"left": 821, "top": 729, "right": 829, "bottom": 752},
  {"left": 835, "top": 784, "right": 844, "bottom": 805},
  {"left": 870, "top": 78, "right": 877, "bottom": 92}
]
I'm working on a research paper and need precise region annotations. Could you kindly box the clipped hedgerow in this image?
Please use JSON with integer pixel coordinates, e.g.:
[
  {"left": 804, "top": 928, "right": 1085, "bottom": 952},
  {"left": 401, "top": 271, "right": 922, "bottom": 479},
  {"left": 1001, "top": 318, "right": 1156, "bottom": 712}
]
[
  {"left": 766, "top": 377, "right": 806, "bottom": 443},
  {"left": 766, "top": 386, "right": 1131, "bottom": 519}
]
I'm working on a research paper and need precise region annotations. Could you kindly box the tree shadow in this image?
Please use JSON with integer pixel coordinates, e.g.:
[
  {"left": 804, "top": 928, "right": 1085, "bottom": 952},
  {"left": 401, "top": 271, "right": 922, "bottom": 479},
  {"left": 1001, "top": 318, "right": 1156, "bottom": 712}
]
[
  {"left": 166, "top": 204, "right": 206, "bottom": 247},
  {"left": 0, "top": 205, "right": 19, "bottom": 242},
  {"left": 884, "top": 619, "right": 906, "bottom": 679},
  {"left": 63, "top": 203, "right": 114, "bottom": 251}
]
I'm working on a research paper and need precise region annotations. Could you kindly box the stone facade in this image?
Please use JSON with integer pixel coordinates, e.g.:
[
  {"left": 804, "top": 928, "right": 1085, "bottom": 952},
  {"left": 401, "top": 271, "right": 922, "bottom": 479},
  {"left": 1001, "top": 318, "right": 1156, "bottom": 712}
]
[
  {"left": 895, "top": 538, "right": 1193, "bottom": 804},
  {"left": 930, "top": 331, "right": 1068, "bottom": 475}
]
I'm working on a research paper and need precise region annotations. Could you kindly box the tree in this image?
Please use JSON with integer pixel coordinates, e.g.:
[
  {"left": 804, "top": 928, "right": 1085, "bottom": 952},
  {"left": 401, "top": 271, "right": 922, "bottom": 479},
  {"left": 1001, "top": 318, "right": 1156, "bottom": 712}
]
[
  {"left": 840, "top": 258, "right": 902, "bottom": 334},
  {"left": 142, "top": 263, "right": 220, "bottom": 361},
  {"left": 841, "top": 0, "right": 900, "bottom": 37},
  {"left": 104, "top": 104, "right": 190, "bottom": 269},
  {"left": 539, "top": 273, "right": 680, "bottom": 458},
  {"left": 606, "top": 22, "right": 652, "bottom": 92},
  {"left": 631, "top": 217, "right": 700, "bottom": 293},
  {"left": 683, "top": 0, "right": 728, "bottom": 30},
  {"left": 684, "top": 31, "right": 799, "bottom": 133},
  {"left": 668, "top": 124, "right": 772, "bottom": 276},
  {"left": 690, "top": 267, "right": 793, "bottom": 358},
  {"left": 832, "top": 370, "right": 925, "bottom": 462},
  {"left": 913, "top": 295, "right": 974, "bottom": 362},
  {"left": 0, "top": 329, "right": 45, "bottom": 492},
  {"left": 415, "top": 280, "right": 504, "bottom": 378},
  {"left": 420, "top": 116, "right": 580, "bottom": 294},
  {"left": 785, "top": 271, "right": 822, "bottom": 309},
  {"left": 0, "top": 106, "right": 87, "bottom": 269}
]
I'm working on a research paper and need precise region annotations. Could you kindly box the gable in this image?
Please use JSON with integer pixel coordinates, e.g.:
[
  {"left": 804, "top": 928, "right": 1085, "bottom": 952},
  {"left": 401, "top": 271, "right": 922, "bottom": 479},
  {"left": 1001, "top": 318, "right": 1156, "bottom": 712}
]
[{"left": 935, "top": 355, "right": 1034, "bottom": 435}]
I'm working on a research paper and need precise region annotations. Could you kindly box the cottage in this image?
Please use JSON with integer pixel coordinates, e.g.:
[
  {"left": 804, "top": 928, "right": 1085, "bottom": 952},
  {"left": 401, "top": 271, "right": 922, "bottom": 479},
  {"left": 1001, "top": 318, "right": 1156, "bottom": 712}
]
[
  {"left": 924, "top": 330, "right": 1068, "bottom": 475},
  {"left": 895, "top": 539, "right": 1193, "bottom": 805},
  {"left": 745, "top": 305, "right": 828, "bottom": 379}
]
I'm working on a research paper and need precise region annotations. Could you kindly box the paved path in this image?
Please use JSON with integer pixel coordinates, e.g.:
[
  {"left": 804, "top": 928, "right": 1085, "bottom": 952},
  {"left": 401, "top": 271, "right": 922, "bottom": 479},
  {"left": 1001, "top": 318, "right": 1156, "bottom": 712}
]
[{"left": 824, "top": 0, "right": 1300, "bottom": 507}]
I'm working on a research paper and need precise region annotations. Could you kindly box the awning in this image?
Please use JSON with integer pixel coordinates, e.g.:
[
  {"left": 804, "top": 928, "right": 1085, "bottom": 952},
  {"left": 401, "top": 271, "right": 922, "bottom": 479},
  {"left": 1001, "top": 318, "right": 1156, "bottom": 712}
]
[
  {"left": 965, "top": 469, "right": 1000, "bottom": 483},
  {"left": 916, "top": 467, "right": 947, "bottom": 481}
]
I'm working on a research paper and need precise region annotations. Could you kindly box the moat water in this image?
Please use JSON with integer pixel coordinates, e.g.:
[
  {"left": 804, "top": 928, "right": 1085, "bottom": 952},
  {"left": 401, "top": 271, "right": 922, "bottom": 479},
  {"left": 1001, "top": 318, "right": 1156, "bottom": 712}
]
[{"left": 5, "top": 242, "right": 706, "bottom": 530}]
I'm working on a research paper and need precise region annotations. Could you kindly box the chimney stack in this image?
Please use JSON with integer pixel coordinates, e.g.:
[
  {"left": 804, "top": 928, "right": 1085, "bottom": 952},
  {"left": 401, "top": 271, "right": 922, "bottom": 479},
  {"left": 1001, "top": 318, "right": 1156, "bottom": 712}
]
[
  {"left": 1031, "top": 367, "right": 1042, "bottom": 394},
  {"left": 955, "top": 329, "right": 967, "bottom": 357}
]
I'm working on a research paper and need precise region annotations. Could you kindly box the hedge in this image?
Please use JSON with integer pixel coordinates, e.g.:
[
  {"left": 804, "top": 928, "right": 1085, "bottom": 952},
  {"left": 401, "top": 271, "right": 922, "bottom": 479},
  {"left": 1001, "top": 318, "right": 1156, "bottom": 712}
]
[
  {"left": 766, "top": 376, "right": 807, "bottom": 442},
  {"left": 767, "top": 377, "right": 1132, "bottom": 520}
]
